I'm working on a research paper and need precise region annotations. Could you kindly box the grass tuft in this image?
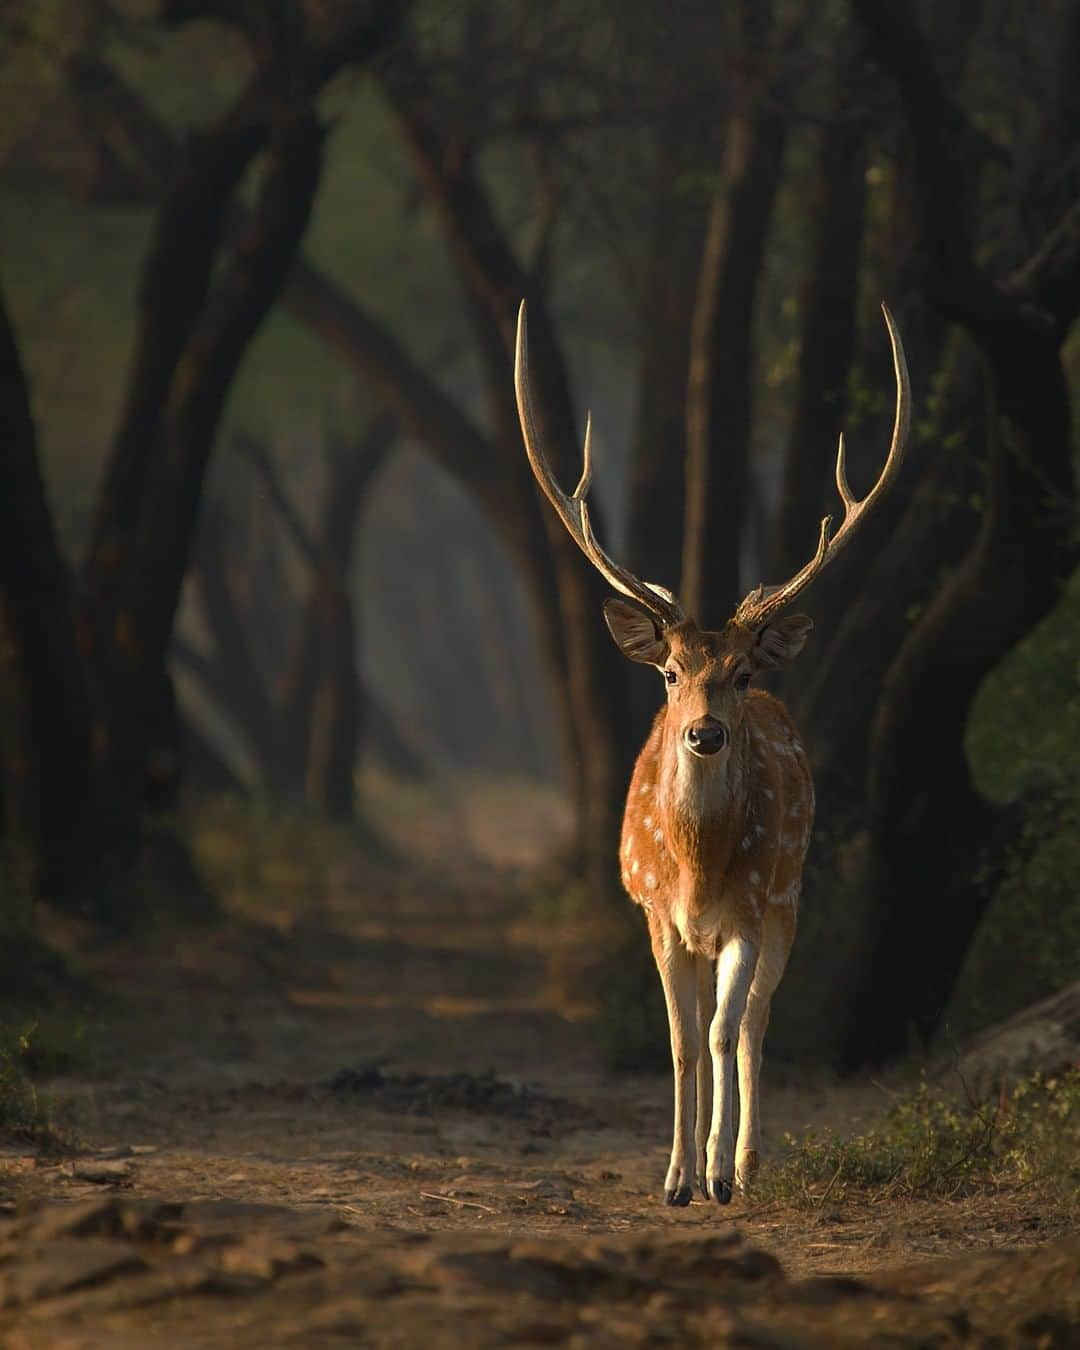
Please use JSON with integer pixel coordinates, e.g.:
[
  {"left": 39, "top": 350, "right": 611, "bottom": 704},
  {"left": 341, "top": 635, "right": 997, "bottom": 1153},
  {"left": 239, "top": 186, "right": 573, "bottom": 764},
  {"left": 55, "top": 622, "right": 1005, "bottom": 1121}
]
[
  {"left": 756, "top": 1070, "right": 1080, "bottom": 1208},
  {"left": 0, "top": 1022, "right": 78, "bottom": 1149}
]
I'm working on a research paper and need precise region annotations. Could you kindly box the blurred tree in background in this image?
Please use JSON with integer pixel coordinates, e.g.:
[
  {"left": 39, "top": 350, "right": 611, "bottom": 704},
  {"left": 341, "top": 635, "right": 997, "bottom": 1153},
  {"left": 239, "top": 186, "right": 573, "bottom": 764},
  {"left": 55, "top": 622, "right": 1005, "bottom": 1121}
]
[
  {"left": 1, "top": 0, "right": 1077, "bottom": 1066},
  {"left": 1, "top": 0, "right": 398, "bottom": 910}
]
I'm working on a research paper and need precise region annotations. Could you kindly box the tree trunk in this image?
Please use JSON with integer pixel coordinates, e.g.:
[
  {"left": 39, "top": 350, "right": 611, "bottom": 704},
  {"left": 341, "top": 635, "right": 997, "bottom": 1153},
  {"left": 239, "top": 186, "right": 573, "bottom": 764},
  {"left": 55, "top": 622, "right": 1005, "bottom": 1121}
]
[
  {"left": 627, "top": 122, "right": 711, "bottom": 600},
  {"left": 304, "top": 598, "right": 363, "bottom": 819},
  {"left": 783, "top": 0, "right": 992, "bottom": 799},
  {"left": 797, "top": 333, "right": 986, "bottom": 812},
  {"left": 188, "top": 503, "right": 292, "bottom": 788},
  {"left": 277, "top": 258, "right": 588, "bottom": 834},
  {"left": 683, "top": 68, "right": 789, "bottom": 620},
  {"left": 178, "top": 706, "right": 246, "bottom": 795},
  {"left": 0, "top": 281, "right": 100, "bottom": 913},
  {"left": 94, "top": 109, "right": 324, "bottom": 864},
  {"left": 285, "top": 419, "right": 395, "bottom": 816},
  {"left": 79, "top": 86, "right": 265, "bottom": 658},
  {"left": 623, "top": 115, "right": 714, "bottom": 742},
  {"left": 772, "top": 31, "right": 869, "bottom": 581},
  {"left": 63, "top": 6, "right": 400, "bottom": 878}
]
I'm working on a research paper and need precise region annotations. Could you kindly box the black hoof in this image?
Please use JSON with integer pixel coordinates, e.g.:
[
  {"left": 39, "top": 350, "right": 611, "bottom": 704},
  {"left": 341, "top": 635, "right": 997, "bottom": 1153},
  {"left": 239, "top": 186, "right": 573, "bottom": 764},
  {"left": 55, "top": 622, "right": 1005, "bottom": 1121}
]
[
  {"left": 708, "top": 1177, "right": 733, "bottom": 1205},
  {"left": 664, "top": 1185, "right": 692, "bottom": 1207}
]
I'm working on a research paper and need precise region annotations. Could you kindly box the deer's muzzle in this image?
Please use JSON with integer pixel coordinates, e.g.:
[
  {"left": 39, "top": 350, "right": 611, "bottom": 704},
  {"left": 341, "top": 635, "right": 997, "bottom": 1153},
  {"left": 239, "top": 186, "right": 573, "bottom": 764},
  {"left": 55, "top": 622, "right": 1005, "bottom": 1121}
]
[{"left": 683, "top": 717, "right": 729, "bottom": 757}]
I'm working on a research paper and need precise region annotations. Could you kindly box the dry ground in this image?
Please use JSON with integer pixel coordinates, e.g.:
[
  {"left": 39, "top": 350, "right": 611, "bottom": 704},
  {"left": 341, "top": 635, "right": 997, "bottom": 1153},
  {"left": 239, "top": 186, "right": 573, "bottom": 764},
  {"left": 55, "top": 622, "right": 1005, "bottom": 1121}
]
[{"left": 1, "top": 819, "right": 1076, "bottom": 1347}]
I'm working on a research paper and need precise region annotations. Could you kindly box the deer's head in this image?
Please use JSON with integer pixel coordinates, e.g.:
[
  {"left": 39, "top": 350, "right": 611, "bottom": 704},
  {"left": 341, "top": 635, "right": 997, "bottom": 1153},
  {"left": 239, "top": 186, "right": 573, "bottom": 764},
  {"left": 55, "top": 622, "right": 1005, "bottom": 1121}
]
[
  {"left": 514, "top": 299, "right": 910, "bottom": 759},
  {"left": 602, "top": 605, "right": 813, "bottom": 758}
]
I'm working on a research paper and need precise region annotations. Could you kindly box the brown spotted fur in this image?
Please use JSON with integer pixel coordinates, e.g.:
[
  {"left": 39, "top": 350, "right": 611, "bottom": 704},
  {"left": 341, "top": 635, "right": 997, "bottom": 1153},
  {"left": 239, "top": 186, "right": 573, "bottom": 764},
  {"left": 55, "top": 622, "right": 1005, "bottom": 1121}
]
[{"left": 619, "top": 623, "right": 811, "bottom": 961}]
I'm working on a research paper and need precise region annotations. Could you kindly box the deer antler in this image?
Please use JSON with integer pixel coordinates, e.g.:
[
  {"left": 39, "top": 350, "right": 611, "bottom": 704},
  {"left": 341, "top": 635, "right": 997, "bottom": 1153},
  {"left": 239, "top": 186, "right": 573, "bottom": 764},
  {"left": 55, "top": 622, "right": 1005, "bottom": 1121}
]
[
  {"left": 515, "top": 301, "right": 686, "bottom": 630},
  {"left": 735, "top": 303, "right": 911, "bottom": 631}
]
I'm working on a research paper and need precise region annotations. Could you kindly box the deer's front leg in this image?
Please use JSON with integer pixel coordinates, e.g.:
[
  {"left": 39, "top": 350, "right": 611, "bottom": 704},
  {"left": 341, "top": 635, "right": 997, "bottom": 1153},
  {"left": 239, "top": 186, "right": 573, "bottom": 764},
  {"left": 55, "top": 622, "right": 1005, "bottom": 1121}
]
[
  {"left": 706, "top": 935, "right": 758, "bottom": 1204},
  {"left": 695, "top": 954, "right": 716, "bottom": 1198},
  {"left": 652, "top": 920, "right": 699, "bottom": 1207},
  {"left": 736, "top": 922, "right": 788, "bottom": 1192}
]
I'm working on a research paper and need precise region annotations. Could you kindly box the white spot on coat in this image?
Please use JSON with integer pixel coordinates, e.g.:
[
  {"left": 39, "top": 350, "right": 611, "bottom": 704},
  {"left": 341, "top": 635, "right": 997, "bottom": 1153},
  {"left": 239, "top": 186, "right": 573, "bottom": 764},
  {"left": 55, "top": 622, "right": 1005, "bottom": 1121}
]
[{"left": 645, "top": 871, "right": 658, "bottom": 890}]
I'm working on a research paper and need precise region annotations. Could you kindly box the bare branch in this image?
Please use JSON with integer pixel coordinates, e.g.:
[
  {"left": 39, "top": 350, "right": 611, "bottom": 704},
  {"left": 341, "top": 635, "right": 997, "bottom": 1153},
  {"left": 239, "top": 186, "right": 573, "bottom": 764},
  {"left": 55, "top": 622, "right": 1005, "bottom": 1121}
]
[{"left": 234, "top": 431, "right": 338, "bottom": 592}]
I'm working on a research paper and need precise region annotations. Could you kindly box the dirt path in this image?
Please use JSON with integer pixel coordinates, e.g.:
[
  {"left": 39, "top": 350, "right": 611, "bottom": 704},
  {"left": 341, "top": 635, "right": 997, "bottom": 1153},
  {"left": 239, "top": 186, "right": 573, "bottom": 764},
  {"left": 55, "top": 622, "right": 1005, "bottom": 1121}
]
[{"left": 2, "top": 850, "right": 1076, "bottom": 1345}]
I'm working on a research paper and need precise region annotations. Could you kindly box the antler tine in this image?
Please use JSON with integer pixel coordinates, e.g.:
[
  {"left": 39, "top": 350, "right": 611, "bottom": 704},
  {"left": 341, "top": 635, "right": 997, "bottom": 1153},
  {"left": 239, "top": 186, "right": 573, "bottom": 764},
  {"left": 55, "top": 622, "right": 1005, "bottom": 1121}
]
[
  {"left": 735, "top": 302, "right": 911, "bottom": 630},
  {"left": 573, "top": 411, "right": 593, "bottom": 500},
  {"left": 515, "top": 301, "right": 684, "bottom": 628},
  {"left": 835, "top": 432, "right": 855, "bottom": 513}
]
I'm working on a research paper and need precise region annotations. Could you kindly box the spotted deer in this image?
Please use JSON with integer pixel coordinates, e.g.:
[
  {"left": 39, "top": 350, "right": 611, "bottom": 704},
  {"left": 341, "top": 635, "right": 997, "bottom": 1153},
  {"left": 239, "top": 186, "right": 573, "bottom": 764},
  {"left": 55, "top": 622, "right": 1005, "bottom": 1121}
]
[{"left": 515, "top": 300, "right": 910, "bottom": 1205}]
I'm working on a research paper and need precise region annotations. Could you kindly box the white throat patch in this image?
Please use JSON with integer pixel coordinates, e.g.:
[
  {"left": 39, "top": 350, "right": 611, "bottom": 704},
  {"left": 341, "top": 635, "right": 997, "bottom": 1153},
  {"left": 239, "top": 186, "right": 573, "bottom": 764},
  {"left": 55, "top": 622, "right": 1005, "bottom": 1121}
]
[{"left": 669, "top": 739, "right": 737, "bottom": 824}]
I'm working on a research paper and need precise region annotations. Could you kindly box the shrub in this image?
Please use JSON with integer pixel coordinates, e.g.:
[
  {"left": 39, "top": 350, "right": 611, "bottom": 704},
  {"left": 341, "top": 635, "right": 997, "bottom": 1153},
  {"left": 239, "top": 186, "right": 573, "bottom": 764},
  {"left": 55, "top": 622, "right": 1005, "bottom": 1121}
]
[
  {"left": 756, "top": 1070, "right": 1080, "bottom": 1208},
  {"left": 0, "top": 1024, "right": 66, "bottom": 1145}
]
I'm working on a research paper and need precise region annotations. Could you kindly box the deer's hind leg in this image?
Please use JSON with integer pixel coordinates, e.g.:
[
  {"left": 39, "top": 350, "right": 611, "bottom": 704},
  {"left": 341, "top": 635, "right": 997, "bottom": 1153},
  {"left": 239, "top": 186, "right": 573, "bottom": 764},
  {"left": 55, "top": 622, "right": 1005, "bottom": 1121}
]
[{"left": 695, "top": 954, "right": 716, "bottom": 1198}]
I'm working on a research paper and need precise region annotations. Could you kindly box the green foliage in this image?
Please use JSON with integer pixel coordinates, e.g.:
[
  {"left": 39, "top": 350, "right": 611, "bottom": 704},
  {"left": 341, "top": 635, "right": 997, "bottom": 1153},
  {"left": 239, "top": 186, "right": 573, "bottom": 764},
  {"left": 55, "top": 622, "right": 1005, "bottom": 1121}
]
[
  {"left": 966, "top": 567, "right": 1080, "bottom": 804},
  {"left": 7, "top": 1013, "right": 86, "bottom": 1078},
  {"left": 757, "top": 1071, "right": 1080, "bottom": 1209},
  {"left": 947, "top": 781, "right": 1080, "bottom": 1041},
  {"left": 0, "top": 1019, "right": 78, "bottom": 1146},
  {"left": 951, "top": 567, "right": 1080, "bottom": 1035},
  {"left": 0, "top": 933, "right": 88, "bottom": 1145}
]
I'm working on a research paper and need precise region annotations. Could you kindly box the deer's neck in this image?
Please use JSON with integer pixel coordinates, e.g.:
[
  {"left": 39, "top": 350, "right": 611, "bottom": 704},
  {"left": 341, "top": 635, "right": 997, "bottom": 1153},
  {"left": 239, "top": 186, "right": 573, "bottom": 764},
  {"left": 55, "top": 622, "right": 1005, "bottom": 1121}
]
[{"left": 658, "top": 715, "right": 750, "bottom": 878}]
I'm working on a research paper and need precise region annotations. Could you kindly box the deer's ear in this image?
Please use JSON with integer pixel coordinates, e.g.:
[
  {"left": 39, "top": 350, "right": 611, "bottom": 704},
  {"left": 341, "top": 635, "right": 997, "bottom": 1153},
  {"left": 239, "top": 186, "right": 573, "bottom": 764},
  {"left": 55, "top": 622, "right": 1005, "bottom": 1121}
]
[
  {"left": 603, "top": 599, "right": 668, "bottom": 665},
  {"left": 753, "top": 613, "right": 813, "bottom": 669}
]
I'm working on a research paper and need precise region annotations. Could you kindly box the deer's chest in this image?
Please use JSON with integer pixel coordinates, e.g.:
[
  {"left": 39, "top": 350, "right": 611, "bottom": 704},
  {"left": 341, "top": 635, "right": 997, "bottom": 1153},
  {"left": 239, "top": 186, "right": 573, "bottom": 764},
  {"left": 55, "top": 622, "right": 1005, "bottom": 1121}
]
[{"left": 619, "top": 706, "right": 813, "bottom": 952}]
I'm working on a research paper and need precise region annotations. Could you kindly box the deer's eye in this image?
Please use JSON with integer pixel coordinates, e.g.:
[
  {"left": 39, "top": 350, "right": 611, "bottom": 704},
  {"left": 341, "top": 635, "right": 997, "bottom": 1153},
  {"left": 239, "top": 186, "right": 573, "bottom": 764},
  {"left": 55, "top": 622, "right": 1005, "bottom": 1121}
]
[
  {"left": 664, "top": 669, "right": 678, "bottom": 685},
  {"left": 734, "top": 671, "right": 751, "bottom": 692}
]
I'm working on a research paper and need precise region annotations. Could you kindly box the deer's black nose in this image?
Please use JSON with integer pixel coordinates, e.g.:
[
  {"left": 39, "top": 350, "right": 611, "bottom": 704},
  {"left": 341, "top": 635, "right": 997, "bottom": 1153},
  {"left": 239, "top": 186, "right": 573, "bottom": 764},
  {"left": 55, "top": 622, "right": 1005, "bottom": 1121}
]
[{"left": 684, "top": 718, "right": 729, "bottom": 756}]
